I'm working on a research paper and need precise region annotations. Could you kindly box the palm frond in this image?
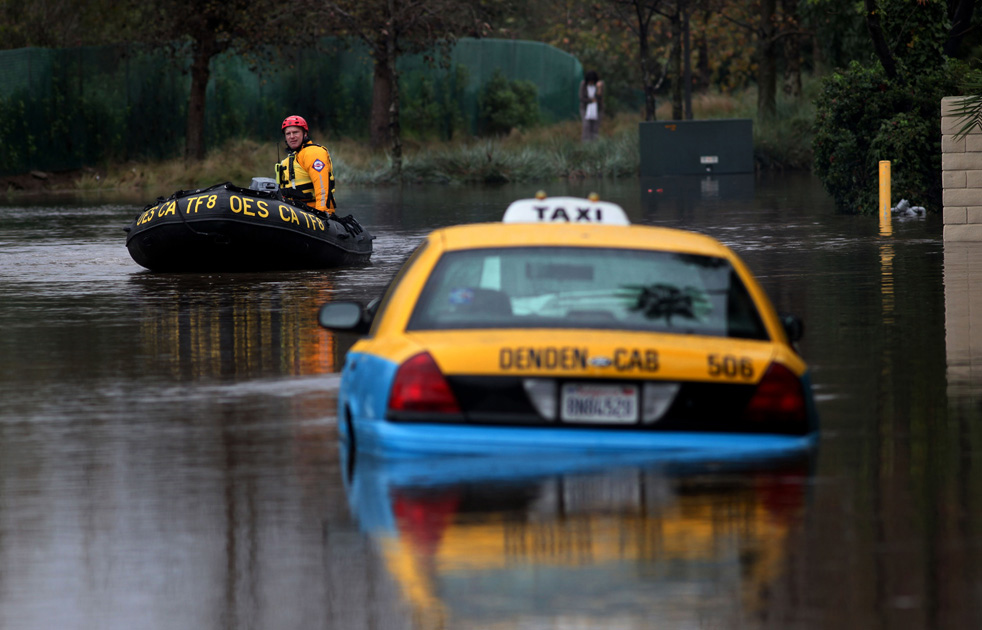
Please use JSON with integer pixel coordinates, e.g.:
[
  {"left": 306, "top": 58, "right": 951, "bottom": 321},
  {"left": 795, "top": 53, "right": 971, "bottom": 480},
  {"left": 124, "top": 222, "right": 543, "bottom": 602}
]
[
  {"left": 952, "top": 94, "right": 982, "bottom": 140},
  {"left": 952, "top": 72, "right": 982, "bottom": 140}
]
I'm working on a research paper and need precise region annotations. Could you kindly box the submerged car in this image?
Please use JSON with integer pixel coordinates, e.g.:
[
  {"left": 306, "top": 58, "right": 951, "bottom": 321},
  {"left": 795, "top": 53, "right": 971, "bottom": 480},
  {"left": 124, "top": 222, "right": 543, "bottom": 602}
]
[{"left": 319, "top": 195, "right": 818, "bottom": 457}]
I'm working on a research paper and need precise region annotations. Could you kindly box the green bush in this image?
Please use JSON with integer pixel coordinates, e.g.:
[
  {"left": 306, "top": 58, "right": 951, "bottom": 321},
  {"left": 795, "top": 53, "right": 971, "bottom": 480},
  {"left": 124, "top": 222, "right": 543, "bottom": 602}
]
[
  {"left": 811, "top": 0, "right": 962, "bottom": 214},
  {"left": 401, "top": 65, "right": 468, "bottom": 141},
  {"left": 813, "top": 61, "right": 956, "bottom": 214},
  {"left": 869, "top": 111, "right": 941, "bottom": 211},
  {"left": 478, "top": 69, "right": 539, "bottom": 136}
]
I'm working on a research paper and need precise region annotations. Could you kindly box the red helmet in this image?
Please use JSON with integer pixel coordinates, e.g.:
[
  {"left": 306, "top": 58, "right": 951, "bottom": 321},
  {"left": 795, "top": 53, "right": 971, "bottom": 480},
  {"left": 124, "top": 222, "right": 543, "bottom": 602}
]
[{"left": 282, "top": 115, "right": 308, "bottom": 132}]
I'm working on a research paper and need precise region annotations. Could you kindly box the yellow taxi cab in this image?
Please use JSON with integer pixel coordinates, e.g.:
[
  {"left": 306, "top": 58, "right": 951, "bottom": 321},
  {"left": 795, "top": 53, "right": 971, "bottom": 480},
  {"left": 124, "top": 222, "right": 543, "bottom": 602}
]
[{"left": 319, "top": 194, "right": 818, "bottom": 457}]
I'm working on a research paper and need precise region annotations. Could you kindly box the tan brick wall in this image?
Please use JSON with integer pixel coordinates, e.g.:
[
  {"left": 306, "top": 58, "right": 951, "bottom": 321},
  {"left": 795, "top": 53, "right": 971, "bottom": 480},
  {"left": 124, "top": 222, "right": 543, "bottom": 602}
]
[{"left": 943, "top": 96, "right": 982, "bottom": 242}]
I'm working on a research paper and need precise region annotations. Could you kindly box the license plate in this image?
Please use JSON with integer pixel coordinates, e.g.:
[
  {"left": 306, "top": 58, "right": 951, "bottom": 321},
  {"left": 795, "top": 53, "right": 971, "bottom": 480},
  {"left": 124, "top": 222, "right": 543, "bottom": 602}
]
[{"left": 560, "top": 383, "right": 638, "bottom": 424}]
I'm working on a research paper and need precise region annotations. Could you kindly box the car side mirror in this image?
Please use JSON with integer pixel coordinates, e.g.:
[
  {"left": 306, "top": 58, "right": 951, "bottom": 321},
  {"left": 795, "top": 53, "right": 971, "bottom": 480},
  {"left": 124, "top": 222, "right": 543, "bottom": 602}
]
[
  {"left": 780, "top": 313, "right": 804, "bottom": 344},
  {"left": 318, "top": 301, "right": 372, "bottom": 335}
]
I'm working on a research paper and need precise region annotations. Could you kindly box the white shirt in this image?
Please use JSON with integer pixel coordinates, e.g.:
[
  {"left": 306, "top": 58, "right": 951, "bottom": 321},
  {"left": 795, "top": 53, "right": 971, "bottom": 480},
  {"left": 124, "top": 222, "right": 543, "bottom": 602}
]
[{"left": 585, "top": 85, "right": 598, "bottom": 120}]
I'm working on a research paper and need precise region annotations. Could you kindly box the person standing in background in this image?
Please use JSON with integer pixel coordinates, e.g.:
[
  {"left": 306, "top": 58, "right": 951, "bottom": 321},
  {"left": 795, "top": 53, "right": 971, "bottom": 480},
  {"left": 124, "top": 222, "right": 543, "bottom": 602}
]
[{"left": 579, "top": 70, "right": 604, "bottom": 142}]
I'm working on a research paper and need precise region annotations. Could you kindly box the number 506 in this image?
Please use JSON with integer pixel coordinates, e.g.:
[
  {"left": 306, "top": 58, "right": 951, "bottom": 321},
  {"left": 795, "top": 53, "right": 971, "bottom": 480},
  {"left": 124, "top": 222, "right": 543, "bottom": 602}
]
[{"left": 707, "top": 354, "right": 754, "bottom": 379}]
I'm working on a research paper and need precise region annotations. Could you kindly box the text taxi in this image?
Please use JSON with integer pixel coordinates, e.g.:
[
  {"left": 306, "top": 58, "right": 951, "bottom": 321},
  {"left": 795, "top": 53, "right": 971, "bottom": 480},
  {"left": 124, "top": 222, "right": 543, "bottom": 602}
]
[{"left": 319, "top": 194, "right": 818, "bottom": 457}]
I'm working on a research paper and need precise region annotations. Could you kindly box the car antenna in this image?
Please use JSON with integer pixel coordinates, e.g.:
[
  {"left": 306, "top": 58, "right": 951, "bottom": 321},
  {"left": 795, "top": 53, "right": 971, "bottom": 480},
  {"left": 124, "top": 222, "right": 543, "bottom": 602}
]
[{"left": 275, "top": 134, "right": 281, "bottom": 185}]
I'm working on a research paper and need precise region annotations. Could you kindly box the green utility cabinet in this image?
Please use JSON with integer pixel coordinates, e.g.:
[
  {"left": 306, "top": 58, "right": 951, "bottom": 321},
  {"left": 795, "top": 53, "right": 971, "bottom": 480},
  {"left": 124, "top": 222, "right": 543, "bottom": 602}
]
[{"left": 640, "top": 119, "right": 754, "bottom": 176}]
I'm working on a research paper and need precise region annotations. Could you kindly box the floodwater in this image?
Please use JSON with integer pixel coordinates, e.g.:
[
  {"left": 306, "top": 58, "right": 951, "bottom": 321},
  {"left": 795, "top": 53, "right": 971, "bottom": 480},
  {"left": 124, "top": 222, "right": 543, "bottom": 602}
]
[{"left": 1, "top": 173, "right": 980, "bottom": 629}]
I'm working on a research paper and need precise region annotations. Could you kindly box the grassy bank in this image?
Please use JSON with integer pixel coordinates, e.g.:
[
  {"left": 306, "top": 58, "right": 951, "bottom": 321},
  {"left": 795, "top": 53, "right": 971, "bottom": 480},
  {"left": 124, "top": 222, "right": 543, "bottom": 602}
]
[{"left": 8, "top": 86, "right": 816, "bottom": 196}]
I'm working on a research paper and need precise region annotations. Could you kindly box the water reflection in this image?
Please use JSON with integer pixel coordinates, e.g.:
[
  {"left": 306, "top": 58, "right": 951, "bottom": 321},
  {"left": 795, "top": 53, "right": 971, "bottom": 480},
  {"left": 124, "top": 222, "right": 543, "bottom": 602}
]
[
  {"left": 641, "top": 174, "right": 756, "bottom": 209},
  {"left": 129, "top": 272, "right": 344, "bottom": 380},
  {"left": 943, "top": 242, "right": 982, "bottom": 398},
  {"left": 880, "top": 240, "right": 895, "bottom": 326},
  {"left": 343, "top": 451, "right": 813, "bottom": 628}
]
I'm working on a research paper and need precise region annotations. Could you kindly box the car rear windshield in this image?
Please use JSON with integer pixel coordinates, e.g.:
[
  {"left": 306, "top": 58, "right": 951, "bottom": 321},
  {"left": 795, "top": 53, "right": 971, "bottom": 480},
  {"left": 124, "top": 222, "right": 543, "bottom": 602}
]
[{"left": 406, "top": 247, "right": 769, "bottom": 340}]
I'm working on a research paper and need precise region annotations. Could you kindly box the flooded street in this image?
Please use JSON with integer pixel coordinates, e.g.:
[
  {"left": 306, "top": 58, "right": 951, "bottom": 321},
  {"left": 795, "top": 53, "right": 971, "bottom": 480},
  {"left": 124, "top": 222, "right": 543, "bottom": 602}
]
[{"left": 1, "top": 173, "right": 980, "bottom": 629}]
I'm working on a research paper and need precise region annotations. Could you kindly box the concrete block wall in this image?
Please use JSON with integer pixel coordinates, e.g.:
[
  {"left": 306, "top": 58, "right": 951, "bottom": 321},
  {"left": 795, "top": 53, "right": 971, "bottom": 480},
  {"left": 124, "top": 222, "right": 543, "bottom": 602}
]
[{"left": 942, "top": 96, "right": 982, "bottom": 241}]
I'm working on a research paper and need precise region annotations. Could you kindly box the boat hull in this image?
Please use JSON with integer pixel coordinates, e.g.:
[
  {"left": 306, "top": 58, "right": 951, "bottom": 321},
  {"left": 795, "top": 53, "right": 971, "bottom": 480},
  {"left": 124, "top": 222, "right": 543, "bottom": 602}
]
[{"left": 125, "top": 182, "right": 374, "bottom": 271}]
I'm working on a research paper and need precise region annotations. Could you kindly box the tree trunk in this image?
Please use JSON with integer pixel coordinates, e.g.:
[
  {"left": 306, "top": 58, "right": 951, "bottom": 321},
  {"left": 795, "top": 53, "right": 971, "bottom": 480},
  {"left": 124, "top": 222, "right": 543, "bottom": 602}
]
[
  {"left": 185, "top": 37, "right": 215, "bottom": 162},
  {"left": 782, "top": 0, "right": 801, "bottom": 98},
  {"left": 670, "top": 8, "right": 682, "bottom": 121},
  {"left": 385, "top": 0, "right": 402, "bottom": 179},
  {"left": 638, "top": 20, "right": 657, "bottom": 121},
  {"left": 864, "top": 0, "right": 896, "bottom": 79},
  {"left": 812, "top": 30, "right": 825, "bottom": 73},
  {"left": 696, "top": 12, "right": 710, "bottom": 91},
  {"left": 682, "top": 2, "right": 692, "bottom": 120},
  {"left": 370, "top": 59, "right": 393, "bottom": 150},
  {"left": 944, "top": 0, "right": 975, "bottom": 57},
  {"left": 756, "top": 0, "right": 778, "bottom": 119},
  {"left": 642, "top": 65, "right": 658, "bottom": 121}
]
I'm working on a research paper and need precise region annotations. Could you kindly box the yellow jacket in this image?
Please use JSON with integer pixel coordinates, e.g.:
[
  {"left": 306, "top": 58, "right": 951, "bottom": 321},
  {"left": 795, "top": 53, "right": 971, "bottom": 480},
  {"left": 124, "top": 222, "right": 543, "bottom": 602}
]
[{"left": 277, "top": 140, "right": 336, "bottom": 213}]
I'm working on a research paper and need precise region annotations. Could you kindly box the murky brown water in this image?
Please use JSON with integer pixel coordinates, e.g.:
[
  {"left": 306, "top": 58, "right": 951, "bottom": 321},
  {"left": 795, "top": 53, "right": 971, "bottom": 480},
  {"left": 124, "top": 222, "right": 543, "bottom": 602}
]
[{"left": 1, "top": 174, "right": 978, "bottom": 629}]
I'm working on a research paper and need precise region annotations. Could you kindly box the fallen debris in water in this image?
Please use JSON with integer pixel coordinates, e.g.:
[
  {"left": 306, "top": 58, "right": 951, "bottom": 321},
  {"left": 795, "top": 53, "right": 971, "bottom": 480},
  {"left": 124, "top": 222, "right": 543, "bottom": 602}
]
[{"left": 891, "top": 199, "right": 926, "bottom": 217}]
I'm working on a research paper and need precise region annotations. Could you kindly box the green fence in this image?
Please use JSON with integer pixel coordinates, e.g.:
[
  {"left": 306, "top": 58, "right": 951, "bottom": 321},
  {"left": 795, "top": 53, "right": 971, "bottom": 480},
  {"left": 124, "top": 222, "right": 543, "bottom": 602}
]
[{"left": 0, "top": 39, "right": 582, "bottom": 176}]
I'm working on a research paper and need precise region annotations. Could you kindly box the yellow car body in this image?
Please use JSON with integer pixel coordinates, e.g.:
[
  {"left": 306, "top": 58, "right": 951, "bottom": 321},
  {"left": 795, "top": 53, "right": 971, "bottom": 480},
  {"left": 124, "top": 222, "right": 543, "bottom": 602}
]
[{"left": 321, "top": 196, "right": 818, "bottom": 457}]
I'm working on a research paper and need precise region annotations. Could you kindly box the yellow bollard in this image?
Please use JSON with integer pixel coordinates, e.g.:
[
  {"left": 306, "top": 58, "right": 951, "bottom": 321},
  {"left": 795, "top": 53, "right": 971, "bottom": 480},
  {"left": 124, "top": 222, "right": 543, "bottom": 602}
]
[{"left": 879, "top": 160, "right": 892, "bottom": 236}]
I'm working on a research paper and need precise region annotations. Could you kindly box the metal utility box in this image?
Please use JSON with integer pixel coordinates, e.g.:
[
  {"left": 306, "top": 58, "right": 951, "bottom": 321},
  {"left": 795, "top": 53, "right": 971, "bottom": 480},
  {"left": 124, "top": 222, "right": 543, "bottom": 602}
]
[{"left": 640, "top": 119, "right": 754, "bottom": 177}]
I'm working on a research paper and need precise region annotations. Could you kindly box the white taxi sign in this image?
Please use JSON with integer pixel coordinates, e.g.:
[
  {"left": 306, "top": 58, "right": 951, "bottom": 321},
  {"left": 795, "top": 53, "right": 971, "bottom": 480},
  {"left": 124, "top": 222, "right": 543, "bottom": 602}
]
[{"left": 503, "top": 196, "right": 630, "bottom": 226}]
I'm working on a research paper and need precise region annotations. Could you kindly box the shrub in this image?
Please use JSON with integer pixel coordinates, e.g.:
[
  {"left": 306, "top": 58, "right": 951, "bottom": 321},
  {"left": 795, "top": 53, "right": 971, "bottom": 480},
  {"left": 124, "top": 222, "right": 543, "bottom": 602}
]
[
  {"left": 478, "top": 69, "right": 540, "bottom": 136},
  {"left": 401, "top": 65, "right": 468, "bottom": 141},
  {"left": 813, "top": 62, "right": 956, "bottom": 214},
  {"left": 869, "top": 112, "right": 941, "bottom": 211},
  {"left": 811, "top": 0, "right": 963, "bottom": 214}
]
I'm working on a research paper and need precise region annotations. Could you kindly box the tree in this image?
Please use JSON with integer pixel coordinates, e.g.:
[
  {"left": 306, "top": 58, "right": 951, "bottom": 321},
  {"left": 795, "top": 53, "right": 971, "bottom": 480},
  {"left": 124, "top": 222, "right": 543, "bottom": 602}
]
[
  {"left": 667, "top": 1, "right": 685, "bottom": 120},
  {"left": 813, "top": 0, "right": 973, "bottom": 213},
  {"left": 781, "top": 0, "right": 802, "bottom": 98},
  {"left": 0, "top": 0, "right": 141, "bottom": 49},
  {"left": 0, "top": 0, "right": 321, "bottom": 161},
  {"left": 756, "top": 0, "right": 779, "bottom": 117},
  {"left": 944, "top": 0, "right": 977, "bottom": 56},
  {"left": 504, "top": 0, "right": 644, "bottom": 119},
  {"left": 800, "top": 0, "right": 871, "bottom": 72},
  {"left": 322, "top": 0, "right": 495, "bottom": 177},
  {"left": 865, "top": 0, "right": 976, "bottom": 80},
  {"left": 603, "top": 0, "right": 670, "bottom": 121},
  {"left": 815, "top": 0, "right": 981, "bottom": 143},
  {"left": 863, "top": 0, "right": 897, "bottom": 79},
  {"left": 602, "top": 0, "right": 784, "bottom": 122},
  {"left": 710, "top": 0, "right": 805, "bottom": 118},
  {"left": 138, "top": 0, "right": 318, "bottom": 161}
]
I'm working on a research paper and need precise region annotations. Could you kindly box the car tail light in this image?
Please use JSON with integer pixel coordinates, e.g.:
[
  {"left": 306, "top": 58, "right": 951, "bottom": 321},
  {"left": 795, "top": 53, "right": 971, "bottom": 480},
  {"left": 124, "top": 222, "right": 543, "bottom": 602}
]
[
  {"left": 388, "top": 352, "right": 461, "bottom": 414},
  {"left": 743, "top": 363, "right": 806, "bottom": 424}
]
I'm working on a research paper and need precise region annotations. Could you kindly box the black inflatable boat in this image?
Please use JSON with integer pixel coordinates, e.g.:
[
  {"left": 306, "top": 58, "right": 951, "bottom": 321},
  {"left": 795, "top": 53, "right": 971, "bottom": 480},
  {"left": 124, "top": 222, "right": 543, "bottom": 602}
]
[{"left": 124, "top": 181, "right": 374, "bottom": 272}]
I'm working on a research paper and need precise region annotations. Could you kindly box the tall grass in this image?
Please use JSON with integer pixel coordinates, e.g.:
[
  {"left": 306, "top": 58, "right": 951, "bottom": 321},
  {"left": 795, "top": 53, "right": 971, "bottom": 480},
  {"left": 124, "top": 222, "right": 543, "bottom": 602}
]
[
  {"left": 73, "top": 138, "right": 281, "bottom": 193},
  {"left": 56, "top": 84, "right": 817, "bottom": 194}
]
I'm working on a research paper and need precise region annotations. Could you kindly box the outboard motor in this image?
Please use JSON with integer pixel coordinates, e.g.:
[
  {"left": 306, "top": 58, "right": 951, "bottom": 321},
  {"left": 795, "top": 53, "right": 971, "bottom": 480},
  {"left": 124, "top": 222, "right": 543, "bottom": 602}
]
[{"left": 249, "top": 177, "right": 278, "bottom": 192}]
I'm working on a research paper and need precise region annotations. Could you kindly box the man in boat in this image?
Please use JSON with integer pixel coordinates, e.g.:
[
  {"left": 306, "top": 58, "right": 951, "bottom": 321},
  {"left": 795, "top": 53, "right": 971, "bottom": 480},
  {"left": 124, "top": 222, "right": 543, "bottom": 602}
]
[{"left": 276, "top": 115, "right": 336, "bottom": 215}]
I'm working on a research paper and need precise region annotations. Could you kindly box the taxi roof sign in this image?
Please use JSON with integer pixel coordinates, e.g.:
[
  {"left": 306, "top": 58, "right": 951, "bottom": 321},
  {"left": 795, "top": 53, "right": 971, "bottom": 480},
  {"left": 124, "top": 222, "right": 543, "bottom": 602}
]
[{"left": 502, "top": 196, "right": 630, "bottom": 226}]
